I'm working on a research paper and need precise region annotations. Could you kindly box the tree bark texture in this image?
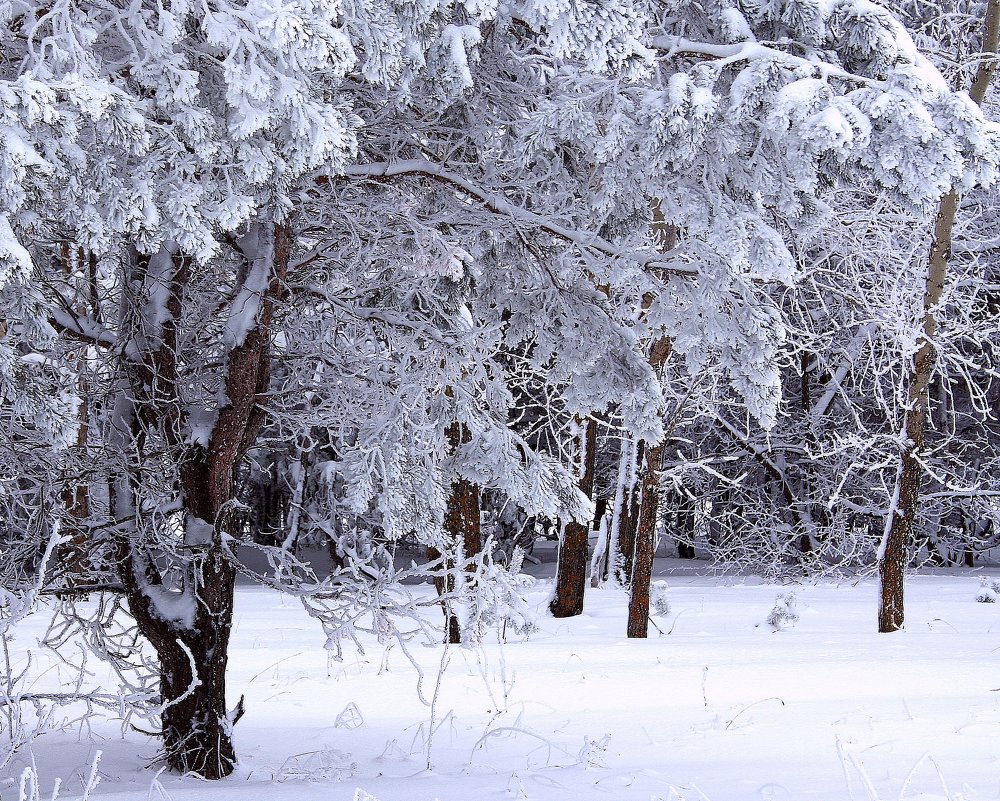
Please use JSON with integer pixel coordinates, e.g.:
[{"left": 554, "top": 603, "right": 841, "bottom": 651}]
[
  {"left": 627, "top": 336, "right": 672, "bottom": 637},
  {"left": 110, "top": 223, "right": 290, "bottom": 775},
  {"left": 433, "top": 479, "right": 481, "bottom": 643},
  {"left": 431, "top": 422, "right": 482, "bottom": 643},
  {"left": 879, "top": 4, "right": 998, "bottom": 632},
  {"left": 116, "top": 536, "right": 238, "bottom": 778},
  {"left": 621, "top": 211, "right": 677, "bottom": 629},
  {"left": 627, "top": 441, "right": 663, "bottom": 637},
  {"left": 550, "top": 418, "right": 597, "bottom": 618}
]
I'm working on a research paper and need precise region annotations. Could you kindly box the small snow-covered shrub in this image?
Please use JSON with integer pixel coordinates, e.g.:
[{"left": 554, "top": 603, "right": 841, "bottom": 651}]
[
  {"left": 975, "top": 577, "right": 1000, "bottom": 603},
  {"left": 766, "top": 593, "right": 799, "bottom": 630},
  {"left": 473, "top": 544, "right": 540, "bottom": 640},
  {"left": 651, "top": 581, "right": 671, "bottom": 616}
]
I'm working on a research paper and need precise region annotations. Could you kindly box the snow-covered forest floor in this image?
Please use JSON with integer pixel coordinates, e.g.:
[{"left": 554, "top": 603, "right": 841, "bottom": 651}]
[{"left": 5, "top": 550, "right": 1000, "bottom": 801}]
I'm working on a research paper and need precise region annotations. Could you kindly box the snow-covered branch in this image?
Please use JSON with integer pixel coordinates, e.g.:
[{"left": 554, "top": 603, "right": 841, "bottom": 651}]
[
  {"left": 648, "top": 36, "right": 883, "bottom": 87},
  {"left": 331, "top": 160, "right": 698, "bottom": 277}
]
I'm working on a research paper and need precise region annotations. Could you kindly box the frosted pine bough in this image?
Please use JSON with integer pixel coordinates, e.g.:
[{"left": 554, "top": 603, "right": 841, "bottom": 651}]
[{"left": 0, "top": 0, "right": 998, "bottom": 782}]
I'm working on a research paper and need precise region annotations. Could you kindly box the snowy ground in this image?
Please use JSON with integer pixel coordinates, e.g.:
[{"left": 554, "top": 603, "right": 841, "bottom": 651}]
[{"left": 4, "top": 551, "right": 1000, "bottom": 801}]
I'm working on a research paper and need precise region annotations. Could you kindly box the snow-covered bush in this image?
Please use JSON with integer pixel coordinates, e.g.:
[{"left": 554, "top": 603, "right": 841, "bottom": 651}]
[
  {"left": 466, "top": 545, "right": 540, "bottom": 642},
  {"left": 975, "top": 577, "right": 1000, "bottom": 603},
  {"left": 766, "top": 593, "right": 800, "bottom": 630}
]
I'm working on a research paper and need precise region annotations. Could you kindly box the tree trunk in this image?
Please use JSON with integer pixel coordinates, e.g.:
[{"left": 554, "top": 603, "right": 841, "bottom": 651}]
[
  {"left": 550, "top": 418, "right": 596, "bottom": 618},
  {"left": 626, "top": 336, "right": 672, "bottom": 637},
  {"left": 57, "top": 389, "right": 91, "bottom": 581},
  {"left": 588, "top": 495, "right": 610, "bottom": 588},
  {"left": 627, "top": 440, "right": 663, "bottom": 637},
  {"left": 592, "top": 496, "right": 608, "bottom": 531},
  {"left": 159, "top": 603, "right": 236, "bottom": 779},
  {"left": 55, "top": 244, "right": 93, "bottom": 584},
  {"left": 109, "top": 393, "right": 240, "bottom": 779},
  {"left": 432, "top": 476, "right": 481, "bottom": 643},
  {"left": 677, "top": 496, "right": 696, "bottom": 558},
  {"left": 621, "top": 211, "right": 677, "bottom": 625},
  {"left": 606, "top": 438, "right": 637, "bottom": 585},
  {"left": 125, "top": 542, "right": 238, "bottom": 778},
  {"left": 616, "top": 478, "right": 640, "bottom": 585},
  {"left": 110, "top": 222, "right": 289, "bottom": 775},
  {"left": 879, "top": 4, "right": 998, "bottom": 632},
  {"left": 431, "top": 423, "right": 482, "bottom": 643}
]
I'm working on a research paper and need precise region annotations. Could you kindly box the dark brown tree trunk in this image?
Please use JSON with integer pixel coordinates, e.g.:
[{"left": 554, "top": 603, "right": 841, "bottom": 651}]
[
  {"left": 959, "top": 512, "right": 975, "bottom": 568},
  {"left": 627, "top": 440, "right": 663, "bottom": 638},
  {"left": 110, "top": 401, "right": 240, "bottom": 779},
  {"left": 121, "top": 544, "right": 238, "bottom": 778},
  {"left": 159, "top": 604, "right": 237, "bottom": 779},
  {"left": 55, "top": 244, "right": 93, "bottom": 584},
  {"left": 57, "top": 391, "right": 91, "bottom": 581},
  {"left": 431, "top": 423, "right": 482, "bottom": 643},
  {"left": 550, "top": 418, "right": 596, "bottom": 618},
  {"left": 879, "top": 446, "right": 918, "bottom": 633},
  {"left": 111, "top": 222, "right": 290, "bottom": 776},
  {"left": 433, "top": 476, "right": 481, "bottom": 643},
  {"left": 593, "top": 497, "right": 608, "bottom": 531},
  {"left": 623, "top": 334, "right": 672, "bottom": 636},
  {"left": 677, "top": 497, "right": 696, "bottom": 559}
]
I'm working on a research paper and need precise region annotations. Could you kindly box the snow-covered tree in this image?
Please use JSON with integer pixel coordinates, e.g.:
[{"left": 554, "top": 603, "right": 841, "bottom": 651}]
[{"left": 2, "top": 0, "right": 998, "bottom": 779}]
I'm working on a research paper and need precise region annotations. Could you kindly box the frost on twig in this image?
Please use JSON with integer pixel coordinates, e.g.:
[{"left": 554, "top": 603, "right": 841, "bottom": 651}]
[
  {"left": 335, "top": 702, "right": 365, "bottom": 730},
  {"left": 578, "top": 734, "right": 611, "bottom": 769},
  {"left": 277, "top": 748, "right": 357, "bottom": 782}
]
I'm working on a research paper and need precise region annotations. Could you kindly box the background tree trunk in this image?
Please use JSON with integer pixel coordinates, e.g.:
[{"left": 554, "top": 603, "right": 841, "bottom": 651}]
[
  {"left": 431, "top": 422, "right": 482, "bottom": 643},
  {"left": 676, "top": 495, "right": 696, "bottom": 558},
  {"left": 550, "top": 418, "right": 596, "bottom": 618},
  {"left": 433, "top": 478, "right": 481, "bottom": 643},
  {"left": 627, "top": 440, "right": 663, "bottom": 637}
]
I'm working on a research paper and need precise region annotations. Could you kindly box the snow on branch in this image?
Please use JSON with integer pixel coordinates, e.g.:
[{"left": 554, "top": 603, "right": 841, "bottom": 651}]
[
  {"left": 331, "top": 160, "right": 698, "bottom": 277},
  {"left": 649, "top": 36, "right": 884, "bottom": 88}
]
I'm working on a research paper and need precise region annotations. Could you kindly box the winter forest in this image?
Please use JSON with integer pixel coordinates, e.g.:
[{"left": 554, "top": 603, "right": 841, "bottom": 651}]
[{"left": 2, "top": 0, "right": 1000, "bottom": 798}]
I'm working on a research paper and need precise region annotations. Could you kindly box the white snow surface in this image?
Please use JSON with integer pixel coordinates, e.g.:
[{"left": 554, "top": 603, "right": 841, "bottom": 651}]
[{"left": 5, "top": 552, "right": 1000, "bottom": 801}]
